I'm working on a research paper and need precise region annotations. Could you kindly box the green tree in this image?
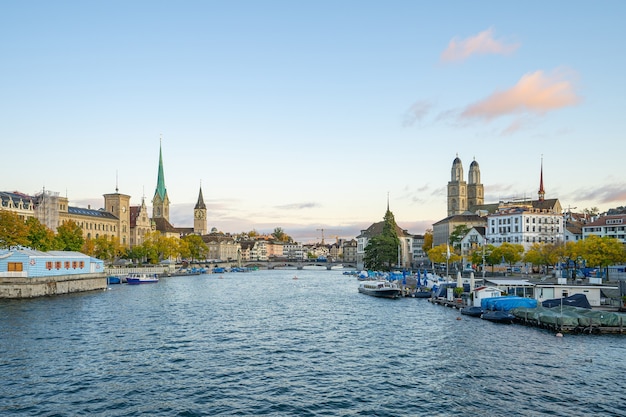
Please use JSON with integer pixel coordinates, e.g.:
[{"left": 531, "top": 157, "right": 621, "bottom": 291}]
[
  {"left": 523, "top": 242, "right": 559, "bottom": 273},
  {"left": 25, "top": 217, "right": 56, "bottom": 251},
  {"left": 0, "top": 210, "right": 29, "bottom": 249},
  {"left": 449, "top": 225, "right": 470, "bottom": 250},
  {"left": 54, "top": 220, "right": 84, "bottom": 251},
  {"left": 92, "top": 235, "right": 121, "bottom": 263},
  {"left": 363, "top": 209, "right": 400, "bottom": 271},
  {"left": 271, "top": 227, "right": 292, "bottom": 242}
]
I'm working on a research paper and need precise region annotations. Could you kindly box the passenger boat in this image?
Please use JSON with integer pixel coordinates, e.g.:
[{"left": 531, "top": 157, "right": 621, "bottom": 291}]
[
  {"left": 126, "top": 273, "right": 159, "bottom": 284},
  {"left": 358, "top": 281, "right": 401, "bottom": 299},
  {"left": 481, "top": 310, "right": 515, "bottom": 324}
]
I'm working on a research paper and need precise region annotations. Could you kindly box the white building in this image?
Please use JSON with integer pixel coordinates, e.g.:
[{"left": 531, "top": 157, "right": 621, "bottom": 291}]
[
  {"left": 582, "top": 214, "right": 626, "bottom": 243},
  {"left": 486, "top": 199, "right": 563, "bottom": 251}
]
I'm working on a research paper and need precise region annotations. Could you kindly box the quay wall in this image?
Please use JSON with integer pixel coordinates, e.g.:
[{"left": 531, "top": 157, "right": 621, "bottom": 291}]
[{"left": 0, "top": 273, "right": 107, "bottom": 299}]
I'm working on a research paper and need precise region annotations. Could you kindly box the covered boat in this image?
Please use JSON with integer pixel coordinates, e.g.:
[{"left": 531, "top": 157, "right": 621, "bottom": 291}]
[
  {"left": 542, "top": 294, "right": 591, "bottom": 309},
  {"left": 481, "top": 296, "right": 537, "bottom": 312},
  {"left": 460, "top": 306, "right": 483, "bottom": 317},
  {"left": 481, "top": 311, "right": 515, "bottom": 324},
  {"left": 358, "top": 281, "right": 401, "bottom": 299}
]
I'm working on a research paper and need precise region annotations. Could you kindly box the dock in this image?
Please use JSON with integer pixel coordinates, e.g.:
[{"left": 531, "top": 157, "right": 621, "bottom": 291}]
[{"left": 427, "top": 297, "right": 626, "bottom": 335}]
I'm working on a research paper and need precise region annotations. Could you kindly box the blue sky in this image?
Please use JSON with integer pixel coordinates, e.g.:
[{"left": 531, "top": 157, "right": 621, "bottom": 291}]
[{"left": 2, "top": 1, "right": 625, "bottom": 242}]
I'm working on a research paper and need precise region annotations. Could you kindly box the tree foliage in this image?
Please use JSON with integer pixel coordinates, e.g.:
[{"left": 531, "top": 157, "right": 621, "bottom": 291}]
[
  {"left": 363, "top": 209, "right": 400, "bottom": 271},
  {"left": 449, "top": 225, "right": 470, "bottom": 250},
  {"left": 54, "top": 220, "right": 84, "bottom": 251},
  {"left": 0, "top": 210, "right": 29, "bottom": 249}
]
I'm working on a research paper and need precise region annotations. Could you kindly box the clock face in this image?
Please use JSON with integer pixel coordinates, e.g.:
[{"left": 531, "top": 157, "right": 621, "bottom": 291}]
[{"left": 196, "top": 210, "right": 205, "bottom": 219}]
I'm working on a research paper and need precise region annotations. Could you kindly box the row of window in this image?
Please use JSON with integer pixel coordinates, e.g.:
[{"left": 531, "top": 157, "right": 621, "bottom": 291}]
[
  {"left": 45, "top": 261, "right": 85, "bottom": 270},
  {"left": 491, "top": 226, "right": 561, "bottom": 234},
  {"left": 491, "top": 217, "right": 561, "bottom": 225},
  {"left": 492, "top": 236, "right": 557, "bottom": 244}
]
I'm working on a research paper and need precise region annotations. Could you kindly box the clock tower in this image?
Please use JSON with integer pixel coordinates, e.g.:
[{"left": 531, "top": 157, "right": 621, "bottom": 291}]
[
  {"left": 104, "top": 189, "right": 131, "bottom": 247},
  {"left": 194, "top": 185, "right": 207, "bottom": 235}
]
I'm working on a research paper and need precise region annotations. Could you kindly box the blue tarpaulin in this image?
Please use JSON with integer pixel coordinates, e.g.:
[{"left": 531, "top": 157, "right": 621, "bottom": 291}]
[{"left": 481, "top": 296, "right": 538, "bottom": 312}]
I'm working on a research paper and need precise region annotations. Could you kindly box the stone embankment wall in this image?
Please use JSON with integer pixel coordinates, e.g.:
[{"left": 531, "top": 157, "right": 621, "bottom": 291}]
[{"left": 0, "top": 273, "right": 108, "bottom": 299}]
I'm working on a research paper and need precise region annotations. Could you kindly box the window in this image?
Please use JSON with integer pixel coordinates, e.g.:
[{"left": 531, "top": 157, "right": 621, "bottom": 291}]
[
  {"left": 8, "top": 262, "right": 23, "bottom": 272},
  {"left": 55, "top": 261, "right": 61, "bottom": 270},
  {"left": 46, "top": 261, "right": 53, "bottom": 270},
  {"left": 64, "top": 261, "right": 70, "bottom": 269}
]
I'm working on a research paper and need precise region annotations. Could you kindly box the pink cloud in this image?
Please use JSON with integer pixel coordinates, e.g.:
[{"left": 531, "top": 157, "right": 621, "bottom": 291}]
[
  {"left": 461, "top": 70, "right": 581, "bottom": 121},
  {"left": 440, "top": 28, "right": 519, "bottom": 63}
]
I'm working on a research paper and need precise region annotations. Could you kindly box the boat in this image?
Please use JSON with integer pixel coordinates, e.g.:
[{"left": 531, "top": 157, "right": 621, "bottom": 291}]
[
  {"left": 126, "top": 273, "right": 159, "bottom": 284},
  {"left": 107, "top": 276, "right": 121, "bottom": 285},
  {"left": 481, "top": 310, "right": 515, "bottom": 324},
  {"left": 411, "top": 289, "right": 432, "bottom": 298},
  {"left": 460, "top": 306, "right": 483, "bottom": 317},
  {"left": 358, "top": 281, "right": 401, "bottom": 299}
]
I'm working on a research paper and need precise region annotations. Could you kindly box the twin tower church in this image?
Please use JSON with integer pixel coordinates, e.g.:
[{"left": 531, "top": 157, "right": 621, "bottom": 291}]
[{"left": 447, "top": 156, "right": 484, "bottom": 217}]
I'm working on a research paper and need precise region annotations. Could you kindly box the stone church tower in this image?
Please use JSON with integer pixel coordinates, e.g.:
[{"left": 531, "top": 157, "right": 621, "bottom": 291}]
[
  {"left": 467, "top": 159, "right": 484, "bottom": 210},
  {"left": 152, "top": 141, "right": 170, "bottom": 222},
  {"left": 447, "top": 156, "right": 467, "bottom": 216},
  {"left": 194, "top": 185, "right": 207, "bottom": 235}
]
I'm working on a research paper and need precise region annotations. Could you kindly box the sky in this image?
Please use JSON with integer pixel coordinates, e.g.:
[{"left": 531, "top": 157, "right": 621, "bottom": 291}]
[{"left": 2, "top": 1, "right": 625, "bottom": 243}]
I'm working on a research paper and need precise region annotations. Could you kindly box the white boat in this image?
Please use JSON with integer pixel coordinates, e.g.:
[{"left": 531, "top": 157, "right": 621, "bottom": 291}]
[
  {"left": 126, "top": 273, "right": 159, "bottom": 284},
  {"left": 358, "top": 280, "right": 401, "bottom": 299}
]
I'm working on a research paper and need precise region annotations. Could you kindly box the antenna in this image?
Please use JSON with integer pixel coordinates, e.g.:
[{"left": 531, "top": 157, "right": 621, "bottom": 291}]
[{"left": 115, "top": 170, "right": 119, "bottom": 193}]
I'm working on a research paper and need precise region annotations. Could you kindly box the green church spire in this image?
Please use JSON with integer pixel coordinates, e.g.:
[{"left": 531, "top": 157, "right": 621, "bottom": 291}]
[{"left": 156, "top": 139, "right": 167, "bottom": 200}]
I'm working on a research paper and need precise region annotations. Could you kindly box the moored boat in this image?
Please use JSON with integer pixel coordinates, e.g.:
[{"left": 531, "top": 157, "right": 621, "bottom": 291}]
[
  {"left": 126, "top": 273, "right": 159, "bottom": 284},
  {"left": 481, "top": 310, "right": 515, "bottom": 324},
  {"left": 460, "top": 306, "right": 483, "bottom": 317},
  {"left": 358, "top": 281, "right": 401, "bottom": 299},
  {"left": 107, "top": 276, "right": 121, "bottom": 285}
]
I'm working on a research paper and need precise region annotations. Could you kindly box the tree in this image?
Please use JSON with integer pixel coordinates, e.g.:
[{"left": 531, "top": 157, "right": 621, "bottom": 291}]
[
  {"left": 271, "top": 227, "right": 292, "bottom": 242},
  {"left": 181, "top": 234, "right": 208, "bottom": 261},
  {"left": 580, "top": 235, "right": 626, "bottom": 280},
  {"left": 25, "top": 217, "right": 56, "bottom": 251},
  {"left": 422, "top": 229, "right": 433, "bottom": 253},
  {"left": 363, "top": 209, "right": 400, "bottom": 271},
  {"left": 54, "top": 220, "right": 84, "bottom": 251},
  {"left": 427, "top": 243, "right": 461, "bottom": 275},
  {"left": 0, "top": 210, "right": 29, "bottom": 249},
  {"left": 449, "top": 225, "right": 470, "bottom": 250}
]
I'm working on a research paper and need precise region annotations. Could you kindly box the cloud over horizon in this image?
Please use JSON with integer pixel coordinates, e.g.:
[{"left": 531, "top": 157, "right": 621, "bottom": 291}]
[
  {"left": 460, "top": 69, "right": 581, "bottom": 122},
  {"left": 440, "top": 28, "right": 519, "bottom": 63}
]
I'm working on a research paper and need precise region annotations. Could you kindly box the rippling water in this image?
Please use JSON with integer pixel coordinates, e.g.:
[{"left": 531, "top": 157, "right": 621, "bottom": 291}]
[{"left": 1, "top": 269, "right": 625, "bottom": 416}]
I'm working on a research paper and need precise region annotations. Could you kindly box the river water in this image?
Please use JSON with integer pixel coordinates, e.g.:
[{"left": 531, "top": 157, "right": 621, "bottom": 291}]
[{"left": 1, "top": 269, "right": 625, "bottom": 416}]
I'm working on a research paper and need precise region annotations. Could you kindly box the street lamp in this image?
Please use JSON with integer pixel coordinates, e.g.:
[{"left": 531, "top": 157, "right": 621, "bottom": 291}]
[{"left": 482, "top": 236, "right": 487, "bottom": 280}]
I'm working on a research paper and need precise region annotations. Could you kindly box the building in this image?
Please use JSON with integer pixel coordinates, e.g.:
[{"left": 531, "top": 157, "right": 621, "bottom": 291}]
[
  {"left": 433, "top": 214, "right": 487, "bottom": 248},
  {"left": 486, "top": 199, "right": 563, "bottom": 250},
  {"left": 342, "top": 239, "right": 358, "bottom": 264},
  {"left": 447, "top": 156, "right": 484, "bottom": 217},
  {"left": 193, "top": 186, "right": 208, "bottom": 236},
  {"left": 582, "top": 214, "right": 626, "bottom": 243},
  {"left": 356, "top": 204, "right": 414, "bottom": 270},
  {"left": 129, "top": 197, "right": 153, "bottom": 247}
]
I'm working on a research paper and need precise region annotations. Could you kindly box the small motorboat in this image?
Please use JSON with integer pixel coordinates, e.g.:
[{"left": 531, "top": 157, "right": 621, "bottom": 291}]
[
  {"left": 358, "top": 281, "right": 401, "bottom": 299},
  {"left": 460, "top": 306, "right": 483, "bottom": 317},
  {"left": 481, "top": 310, "right": 515, "bottom": 324},
  {"left": 107, "top": 276, "right": 121, "bottom": 285},
  {"left": 126, "top": 273, "right": 159, "bottom": 284}
]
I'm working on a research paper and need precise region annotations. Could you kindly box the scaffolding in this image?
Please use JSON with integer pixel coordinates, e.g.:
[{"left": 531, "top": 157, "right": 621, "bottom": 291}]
[{"left": 35, "top": 189, "right": 60, "bottom": 232}]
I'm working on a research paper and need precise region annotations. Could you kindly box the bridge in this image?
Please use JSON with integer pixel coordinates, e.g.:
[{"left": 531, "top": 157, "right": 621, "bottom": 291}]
[{"left": 240, "top": 261, "right": 357, "bottom": 270}]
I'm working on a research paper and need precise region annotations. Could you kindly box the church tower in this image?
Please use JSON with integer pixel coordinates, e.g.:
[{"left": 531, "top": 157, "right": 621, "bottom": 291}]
[
  {"left": 194, "top": 185, "right": 207, "bottom": 235},
  {"left": 152, "top": 140, "right": 170, "bottom": 222},
  {"left": 447, "top": 156, "right": 467, "bottom": 216},
  {"left": 467, "top": 158, "right": 484, "bottom": 210},
  {"left": 538, "top": 156, "right": 545, "bottom": 202},
  {"left": 103, "top": 187, "right": 131, "bottom": 247}
]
